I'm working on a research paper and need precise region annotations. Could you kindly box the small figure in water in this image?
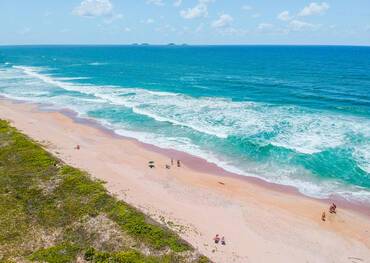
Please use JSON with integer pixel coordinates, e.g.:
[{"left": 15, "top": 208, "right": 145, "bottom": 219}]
[
  {"left": 221, "top": 236, "right": 226, "bottom": 245},
  {"left": 329, "top": 203, "right": 337, "bottom": 214},
  {"left": 321, "top": 211, "right": 326, "bottom": 221},
  {"left": 213, "top": 234, "right": 220, "bottom": 244},
  {"left": 177, "top": 160, "right": 181, "bottom": 167}
]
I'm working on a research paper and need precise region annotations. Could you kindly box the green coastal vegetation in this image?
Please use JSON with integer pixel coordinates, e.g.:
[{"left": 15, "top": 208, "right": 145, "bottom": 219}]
[{"left": 0, "top": 119, "right": 209, "bottom": 263}]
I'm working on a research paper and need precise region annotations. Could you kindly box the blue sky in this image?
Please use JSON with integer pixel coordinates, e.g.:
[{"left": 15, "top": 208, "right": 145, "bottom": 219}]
[{"left": 1, "top": 0, "right": 369, "bottom": 45}]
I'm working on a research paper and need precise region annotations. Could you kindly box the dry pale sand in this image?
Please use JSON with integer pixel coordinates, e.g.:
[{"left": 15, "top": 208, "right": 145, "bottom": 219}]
[{"left": 1, "top": 99, "right": 369, "bottom": 263}]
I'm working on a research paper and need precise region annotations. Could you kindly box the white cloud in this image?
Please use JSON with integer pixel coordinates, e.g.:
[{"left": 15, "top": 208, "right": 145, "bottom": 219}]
[
  {"left": 275, "top": 3, "right": 327, "bottom": 33},
  {"left": 255, "top": 23, "right": 289, "bottom": 34},
  {"left": 146, "top": 18, "right": 155, "bottom": 24},
  {"left": 277, "top": 10, "right": 292, "bottom": 21},
  {"left": 174, "top": 0, "right": 182, "bottom": 7},
  {"left": 251, "top": 13, "right": 260, "bottom": 18},
  {"left": 124, "top": 27, "right": 131, "bottom": 32},
  {"left": 212, "top": 14, "right": 233, "bottom": 28},
  {"left": 289, "top": 20, "right": 318, "bottom": 31},
  {"left": 180, "top": 0, "right": 213, "bottom": 19},
  {"left": 298, "top": 2, "right": 329, "bottom": 17},
  {"left": 258, "top": 23, "right": 274, "bottom": 31},
  {"left": 242, "top": 5, "right": 252, "bottom": 11},
  {"left": 147, "top": 0, "right": 164, "bottom": 6},
  {"left": 73, "top": 0, "right": 113, "bottom": 17}
]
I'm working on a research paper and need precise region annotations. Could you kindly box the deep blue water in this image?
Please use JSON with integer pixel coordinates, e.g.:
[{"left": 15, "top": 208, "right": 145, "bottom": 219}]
[{"left": 0, "top": 45, "right": 369, "bottom": 202}]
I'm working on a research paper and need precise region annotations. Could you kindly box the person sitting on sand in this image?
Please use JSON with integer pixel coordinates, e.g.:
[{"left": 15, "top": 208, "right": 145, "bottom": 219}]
[
  {"left": 321, "top": 211, "right": 326, "bottom": 221},
  {"left": 165, "top": 164, "right": 170, "bottom": 169},
  {"left": 213, "top": 234, "right": 220, "bottom": 244},
  {"left": 177, "top": 160, "right": 181, "bottom": 167},
  {"left": 221, "top": 236, "right": 226, "bottom": 245},
  {"left": 329, "top": 203, "right": 337, "bottom": 214},
  {"left": 75, "top": 144, "right": 80, "bottom": 150}
]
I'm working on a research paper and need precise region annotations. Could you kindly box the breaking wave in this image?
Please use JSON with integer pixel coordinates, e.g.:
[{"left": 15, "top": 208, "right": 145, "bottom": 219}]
[{"left": 1, "top": 64, "right": 369, "bottom": 202}]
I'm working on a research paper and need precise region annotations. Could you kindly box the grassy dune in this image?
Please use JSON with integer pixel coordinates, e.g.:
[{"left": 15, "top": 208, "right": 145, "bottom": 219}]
[{"left": 0, "top": 120, "right": 209, "bottom": 263}]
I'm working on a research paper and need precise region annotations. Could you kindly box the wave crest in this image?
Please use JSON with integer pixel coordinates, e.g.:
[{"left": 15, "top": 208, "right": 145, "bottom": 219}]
[{"left": 1, "top": 64, "right": 369, "bottom": 202}]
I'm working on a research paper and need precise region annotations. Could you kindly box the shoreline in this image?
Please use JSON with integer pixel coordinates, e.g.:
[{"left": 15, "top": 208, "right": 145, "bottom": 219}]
[
  {"left": 8, "top": 97, "right": 370, "bottom": 217},
  {"left": 64, "top": 106, "right": 370, "bottom": 217},
  {"left": 1, "top": 97, "right": 370, "bottom": 262}
]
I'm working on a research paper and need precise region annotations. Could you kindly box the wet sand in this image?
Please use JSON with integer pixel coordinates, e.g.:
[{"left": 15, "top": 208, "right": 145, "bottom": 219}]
[{"left": 1, "top": 98, "right": 369, "bottom": 263}]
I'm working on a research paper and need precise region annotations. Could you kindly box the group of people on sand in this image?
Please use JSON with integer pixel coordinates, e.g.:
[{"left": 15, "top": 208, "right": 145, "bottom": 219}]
[
  {"left": 74, "top": 144, "right": 182, "bottom": 170},
  {"left": 213, "top": 234, "right": 226, "bottom": 245},
  {"left": 321, "top": 203, "right": 337, "bottom": 221},
  {"left": 150, "top": 158, "right": 182, "bottom": 169},
  {"left": 167, "top": 158, "right": 181, "bottom": 169}
]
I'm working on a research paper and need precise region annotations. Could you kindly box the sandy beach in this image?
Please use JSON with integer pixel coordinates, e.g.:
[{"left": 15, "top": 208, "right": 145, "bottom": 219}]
[{"left": 1, "top": 98, "right": 369, "bottom": 263}]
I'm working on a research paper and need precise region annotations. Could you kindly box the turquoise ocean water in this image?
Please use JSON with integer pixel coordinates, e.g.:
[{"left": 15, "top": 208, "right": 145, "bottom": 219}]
[{"left": 0, "top": 45, "right": 369, "bottom": 203}]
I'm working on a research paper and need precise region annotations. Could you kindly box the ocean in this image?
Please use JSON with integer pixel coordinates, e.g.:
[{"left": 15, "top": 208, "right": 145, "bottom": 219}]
[{"left": 0, "top": 45, "right": 369, "bottom": 203}]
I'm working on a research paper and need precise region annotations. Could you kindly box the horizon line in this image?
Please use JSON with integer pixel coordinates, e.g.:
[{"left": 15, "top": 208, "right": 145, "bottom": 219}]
[{"left": 1, "top": 43, "right": 370, "bottom": 48}]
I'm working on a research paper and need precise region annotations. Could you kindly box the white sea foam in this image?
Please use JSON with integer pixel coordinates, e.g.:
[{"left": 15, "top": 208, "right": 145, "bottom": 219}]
[
  {"left": 353, "top": 143, "right": 370, "bottom": 174},
  {"left": 12, "top": 66, "right": 78, "bottom": 91},
  {"left": 114, "top": 128, "right": 253, "bottom": 177},
  {"left": 11, "top": 66, "right": 232, "bottom": 137},
  {"left": 2, "top": 65, "right": 370, "bottom": 203},
  {"left": 113, "top": 125, "right": 370, "bottom": 202},
  {"left": 58, "top": 77, "right": 90, "bottom": 81},
  {"left": 88, "top": 62, "right": 108, "bottom": 66},
  {"left": 8, "top": 65, "right": 370, "bottom": 153},
  {"left": 270, "top": 113, "right": 353, "bottom": 154}
]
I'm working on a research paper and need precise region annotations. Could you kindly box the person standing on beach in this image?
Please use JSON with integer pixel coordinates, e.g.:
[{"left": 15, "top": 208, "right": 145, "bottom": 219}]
[
  {"left": 213, "top": 234, "right": 220, "bottom": 244},
  {"left": 321, "top": 211, "right": 326, "bottom": 221},
  {"left": 171, "top": 158, "right": 174, "bottom": 165},
  {"left": 329, "top": 203, "right": 337, "bottom": 214},
  {"left": 177, "top": 160, "right": 181, "bottom": 167}
]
